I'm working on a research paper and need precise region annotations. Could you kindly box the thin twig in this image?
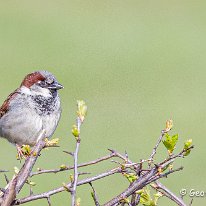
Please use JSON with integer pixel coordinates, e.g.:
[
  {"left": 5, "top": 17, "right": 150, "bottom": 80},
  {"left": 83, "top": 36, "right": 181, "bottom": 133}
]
[
  {"left": 149, "top": 131, "right": 165, "bottom": 163},
  {"left": 189, "top": 198, "right": 193, "bottom": 206},
  {"left": 89, "top": 182, "right": 100, "bottom": 206},
  {"left": 135, "top": 194, "right": 140, "bottom": 205},
  {"left": 103, "top": 167, "right": 158, "bottom": 206},
  {"left": 108, "top": 149, "right": 141, "bottom": 173},
  {"left": 0, "top": 170, "right": 9, "bottom": 173},
  {"left": 158, "top": 145, "right": 194, "bottom": 167},
  {"left": 71, "top": 117, "right": 82, "bottom": 206},
  {"left": 4, "top": 174, "right": 9, "bottom": 184},
  {"left": 145, "top": 166, "right": 184, "bottom": 185},
  {"left": 47, "top": 196, "right": 51, "bottom": 206},
  {"left": 63, "top": 151, "right": 74, "bottom": 156},
  {"left": 153, "top": 181, "right": 187, "bottom": 206},
  {"left": 14, "top": 168, "right": 121, "bottom": 205},
  {"left": 78, "top": 172, "right": 91, "bottom": 176},
  {"left": 29, "top": 186, "right": 33, "bottom": 196},
  {"left": 103, "top": 157, "right": 187, "bottom": 206},
  {"left": 0, "top": 189, "right": 6, "bottom": 194},
  {"left": 30, "top": 152, "right": 116, "bottom": 177},
  {"left": 130, "top": 193, "right": 136, "bottom": 206}
]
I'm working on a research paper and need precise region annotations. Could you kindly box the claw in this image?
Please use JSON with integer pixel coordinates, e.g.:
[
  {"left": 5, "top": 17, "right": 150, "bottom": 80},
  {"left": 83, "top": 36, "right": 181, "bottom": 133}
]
[
  {"left": 16, "top": 144, "right": 26, "bottom": 160},
  {"left": 16, "top": 144, "right": 31, "bottom": 160}
]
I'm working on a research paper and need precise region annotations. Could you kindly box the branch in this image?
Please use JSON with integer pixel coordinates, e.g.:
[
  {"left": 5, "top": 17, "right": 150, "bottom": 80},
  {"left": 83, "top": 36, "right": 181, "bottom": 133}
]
[
  {"left": 189, "top": 199, "right": 193, "bottom": 206},
  {"left": 90, "top": 183, "right": 100, "bottom": 206},
  {"left": 0, "top": 111, "right": 191, "bottom": 206},
  {"left": 149, "top": 131, "right": 165, "bottom": 161},
  {"left": 103, "top": 167, "right": 158, "bottom": 206},
  {"left": 145, "top": 166, "right": 184, "bottom": 185},
  {"left": 14, "top": 168, "right": 121, "bottom": 205},
  {"left": 153, "top": 181, "right": 187, "bottom": 206},
  {"left": 149, "top": 119, "right": 173, "bottom": 164},
  {"left": 0, "top": 130, "right": 46, "bottom": 205},
  {"left": 71, "top": 117, "right": 82, "bottom": 206},
  {"left": 108, "top": 149, "right": 142, "bottom": 173},
  {"left": 0, "top": 170, "right": 9, "bottom": 173},
  {"left": 103, "top": 155, "right": 188, "bottom": 206},
  {"left": 30, "top": 152, "right": 117, "bottom": 177},
  {"left": 16, "top": 130, "right": 46, "bottom": 193},
  {"left": 1, "top": 176, "right": 17, "bottom": 206}
]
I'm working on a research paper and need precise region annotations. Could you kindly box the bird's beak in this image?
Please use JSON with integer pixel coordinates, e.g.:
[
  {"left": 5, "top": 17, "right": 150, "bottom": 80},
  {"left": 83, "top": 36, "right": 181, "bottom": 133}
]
[{"left": 48, "top": 82, "right": 64, "bottom": 90}]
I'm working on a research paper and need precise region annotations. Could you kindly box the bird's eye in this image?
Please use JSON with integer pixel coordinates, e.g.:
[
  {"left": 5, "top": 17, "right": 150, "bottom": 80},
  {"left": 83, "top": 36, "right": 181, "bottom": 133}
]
[{"left": 46, "top": 78, "right": 54, "bottom": 85}]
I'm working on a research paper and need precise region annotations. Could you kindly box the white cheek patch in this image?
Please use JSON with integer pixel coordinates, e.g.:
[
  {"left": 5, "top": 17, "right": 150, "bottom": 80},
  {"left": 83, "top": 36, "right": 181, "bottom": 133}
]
[
  {"left": 20, "top": 86, "right": 31, "bottom": 95},
  {"left": 21, "top": 86, "right": 52, "bottom": 97}
]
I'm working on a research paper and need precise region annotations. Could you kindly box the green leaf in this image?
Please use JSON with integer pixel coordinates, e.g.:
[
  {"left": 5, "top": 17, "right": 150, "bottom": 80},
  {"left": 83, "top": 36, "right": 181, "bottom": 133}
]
[
  {"left": 72, "top": 125, "right": 79, "bottom": 137},
  {"left": 137, "top": 188, "right": 153, "bottom": 206},
  {"left": 21, "top": 144, "right": 31, "bottom": 156},
  {"left": 183, "top": 139, "right": 192, "bottom": 156},
  {"left": 29, "top": 181, "right": 36, "bottom": 186},
  {"left": 137, "top": 187, "right": 162, "bottom": 206},
  {"left": 122, "top": 173, "right": 137, "bottom": 183},
  {"left": 163, "top": 133, "right": 178, "bottom": 154},
  {"left": 60, "top": 164, "right": 67, "bottom": 170},
  {"left": 172, "top": 134, "right": 178, "bottom": 145},
  {"left": 77, "top": 100, "right": 87, "bottom": 122},
  {"left": 184, "top": 139, "right": 192, "bottom": 149},
  {"left": 154, "top": 192, "right": 163, "bottom": 205}
]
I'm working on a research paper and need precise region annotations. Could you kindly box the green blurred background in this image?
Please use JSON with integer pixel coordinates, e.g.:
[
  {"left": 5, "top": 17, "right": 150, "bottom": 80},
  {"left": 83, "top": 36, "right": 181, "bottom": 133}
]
[{"left": 0, "top": 1, "right": 205, "bottom": 205}]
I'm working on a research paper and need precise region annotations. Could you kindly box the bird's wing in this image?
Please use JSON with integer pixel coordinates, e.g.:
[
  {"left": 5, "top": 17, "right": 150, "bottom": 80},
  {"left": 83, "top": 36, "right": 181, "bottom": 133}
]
[{"left": 0, "top": 89, "right": 20, "bottom": 118}]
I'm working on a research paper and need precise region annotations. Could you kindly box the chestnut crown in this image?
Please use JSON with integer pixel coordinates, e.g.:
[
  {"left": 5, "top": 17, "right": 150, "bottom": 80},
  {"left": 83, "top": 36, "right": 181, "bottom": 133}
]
[{"left": 21, "top": 71, "right": 63, "bottom": 91}]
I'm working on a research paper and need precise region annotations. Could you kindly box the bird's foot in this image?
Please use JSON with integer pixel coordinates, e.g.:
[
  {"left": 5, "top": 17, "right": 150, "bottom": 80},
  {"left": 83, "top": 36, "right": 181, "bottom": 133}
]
[{"left": 16, "top": 144, "right": 31, "bottom": 160}]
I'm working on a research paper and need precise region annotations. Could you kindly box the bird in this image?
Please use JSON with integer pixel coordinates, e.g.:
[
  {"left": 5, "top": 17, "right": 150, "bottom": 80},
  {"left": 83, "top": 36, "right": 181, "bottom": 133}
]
[{"left": 0, "top": 70, "right": 63, "bottom": 156}]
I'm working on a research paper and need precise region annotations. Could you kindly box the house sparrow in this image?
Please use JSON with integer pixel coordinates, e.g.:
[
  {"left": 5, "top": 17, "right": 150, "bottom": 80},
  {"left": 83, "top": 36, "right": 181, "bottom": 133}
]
[{"left": 0, "top": 70, "right": 63, "bottom": 149}]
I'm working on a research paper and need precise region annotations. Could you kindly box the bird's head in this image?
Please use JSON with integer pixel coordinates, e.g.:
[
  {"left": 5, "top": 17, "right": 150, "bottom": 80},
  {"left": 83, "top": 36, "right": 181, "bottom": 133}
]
[{"left": 20, "top": 71, "right": 63, "bottom": 97}]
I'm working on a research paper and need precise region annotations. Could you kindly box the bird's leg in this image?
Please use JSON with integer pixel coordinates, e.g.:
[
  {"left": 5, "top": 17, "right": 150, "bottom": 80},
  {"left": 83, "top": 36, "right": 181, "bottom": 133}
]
[{"left": 16, "top": 144, "right": 26, "bottom": 160}]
